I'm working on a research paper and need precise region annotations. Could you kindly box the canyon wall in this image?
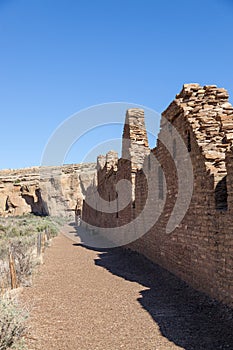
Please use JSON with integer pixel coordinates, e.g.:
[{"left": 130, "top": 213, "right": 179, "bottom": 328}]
[
  {"left": 82, "top": 84, "right": 233, "bottom": 307},
  {"left": 0, "top": 163, "right": 96, "bottom": 218}
]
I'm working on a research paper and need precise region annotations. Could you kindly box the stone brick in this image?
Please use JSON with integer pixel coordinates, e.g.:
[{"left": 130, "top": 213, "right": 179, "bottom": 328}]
[{"left": 82, "top": 84, "right": 233, "bottom": 308}]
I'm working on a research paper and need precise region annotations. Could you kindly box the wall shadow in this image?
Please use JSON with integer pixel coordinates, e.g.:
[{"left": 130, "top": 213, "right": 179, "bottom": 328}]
[
  {"left": 72, "top": 225, "right": 233, "bottom": 350},
  {"left": 215, "top": 175, "right": 228, "bottom": 211}
]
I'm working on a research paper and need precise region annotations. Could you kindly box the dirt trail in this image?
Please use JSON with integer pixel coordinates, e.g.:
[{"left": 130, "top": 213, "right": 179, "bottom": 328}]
[{"left": 22, "top": 225, "right": 233, "bottom": 350}]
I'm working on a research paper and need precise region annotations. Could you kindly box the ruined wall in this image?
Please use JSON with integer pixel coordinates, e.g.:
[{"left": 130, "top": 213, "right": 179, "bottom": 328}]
[
  {"left": 82, "top": 109, "right": 150, "bottom": 231},
  {"left": 82, "top": 84, "right": 233, "bottom": 307},
  {"left": 130, "top": 84, "right": 233, "bottom": 305},
  {"left": 0, "top": 163, "right": 96, "bottom": 218}
]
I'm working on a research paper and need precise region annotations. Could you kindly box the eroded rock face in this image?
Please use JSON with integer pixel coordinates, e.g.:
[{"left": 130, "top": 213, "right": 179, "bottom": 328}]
[{"left": 0, "top": 163, "right": 96, "bottom": 218}]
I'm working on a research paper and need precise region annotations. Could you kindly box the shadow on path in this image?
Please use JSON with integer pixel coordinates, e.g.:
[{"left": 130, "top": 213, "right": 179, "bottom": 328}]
[{"left": 71, "top": 224, "right": 233, "bottom": 350}]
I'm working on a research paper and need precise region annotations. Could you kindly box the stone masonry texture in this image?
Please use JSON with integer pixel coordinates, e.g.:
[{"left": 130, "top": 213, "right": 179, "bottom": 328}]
[{"left": 82, "top": 84, "right": 233, "bottom": 307}]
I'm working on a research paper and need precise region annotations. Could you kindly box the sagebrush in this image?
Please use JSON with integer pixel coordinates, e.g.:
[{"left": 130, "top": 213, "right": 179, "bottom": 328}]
[{"left": 0, "top": 296, "right": 28, "bottom": 350}]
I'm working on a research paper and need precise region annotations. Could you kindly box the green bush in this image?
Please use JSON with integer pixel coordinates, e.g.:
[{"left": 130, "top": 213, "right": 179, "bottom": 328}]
[{"left": 0, "top": 215, "right": 62, "bottom": 240}]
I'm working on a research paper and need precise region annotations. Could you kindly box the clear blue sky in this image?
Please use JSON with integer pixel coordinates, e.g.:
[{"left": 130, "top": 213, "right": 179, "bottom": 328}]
[{"left": 0, "top": 0, "right": 233, "bottom": 169}]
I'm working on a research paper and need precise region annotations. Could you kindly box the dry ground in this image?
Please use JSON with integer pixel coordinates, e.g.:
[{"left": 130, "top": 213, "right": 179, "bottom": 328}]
[{"left": 22, "top": 224, "right": 233, "bottom": 350}]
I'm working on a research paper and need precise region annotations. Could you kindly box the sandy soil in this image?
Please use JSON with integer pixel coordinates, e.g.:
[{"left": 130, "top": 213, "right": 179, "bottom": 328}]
[{"left": 21, "top": 225, "right": 233, "bottom": 350}]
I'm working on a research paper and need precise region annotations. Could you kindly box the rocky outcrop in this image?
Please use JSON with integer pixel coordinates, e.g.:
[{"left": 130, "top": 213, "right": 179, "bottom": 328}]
[{"left": 0, "top": 163, "right": 96, "bottom": 218}]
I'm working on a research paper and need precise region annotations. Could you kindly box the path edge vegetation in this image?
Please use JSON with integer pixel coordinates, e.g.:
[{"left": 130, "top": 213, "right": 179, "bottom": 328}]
[{"left": 0, "top": 214, "right": 66, "bottom": 350}]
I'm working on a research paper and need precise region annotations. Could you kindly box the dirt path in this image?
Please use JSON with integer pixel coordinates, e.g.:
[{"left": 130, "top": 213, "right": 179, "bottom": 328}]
[{"left": 22, "top": 225, "right": 233, "bottom": 350}]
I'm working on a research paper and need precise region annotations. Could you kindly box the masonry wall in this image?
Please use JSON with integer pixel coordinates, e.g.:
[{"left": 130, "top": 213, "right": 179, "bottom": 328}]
[{"left": 82, "top": 85, "right": 233, "bottom": 307}]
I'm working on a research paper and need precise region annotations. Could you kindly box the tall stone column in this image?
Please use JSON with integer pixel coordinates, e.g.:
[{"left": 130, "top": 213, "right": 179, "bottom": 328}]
[{"left": 122, "top": 108, "right": 150, "bottom": 200}]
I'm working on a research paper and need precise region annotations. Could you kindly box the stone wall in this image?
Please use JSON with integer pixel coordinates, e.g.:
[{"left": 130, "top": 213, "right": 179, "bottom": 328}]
[
  {"left": 82, "top": 109, "right": 150, "bottom": 232},
  {"left": 0, "top": 163, "right": 96, "bottom": 218},
  {"left": 82, "top": 84, "right": 233, "bottom": 307}
]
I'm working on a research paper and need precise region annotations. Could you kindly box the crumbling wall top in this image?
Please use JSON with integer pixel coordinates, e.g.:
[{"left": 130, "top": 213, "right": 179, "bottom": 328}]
[
  {"left": 163, "top": 83, "right": 233, "bottom": 184},
  {"left": 122, "top": 108, "right": 150, "bottom": 171},
  {"left": 97, "top": 151, "right": 118, "bottom": 173}
]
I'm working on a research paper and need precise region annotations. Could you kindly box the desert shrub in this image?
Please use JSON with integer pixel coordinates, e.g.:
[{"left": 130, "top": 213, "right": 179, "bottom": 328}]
[
  {"left": 13, "top": 179, "right": 21, "bottom": 185},
  {"left": 0, "top": 215, "right": 65, "bottom": 347},
  {"left": 0, "top": 241, "right": 8, "bottom": 260},
  {"left": 10, "top": 238, "right": 37, "bottom": 287},
  {"left": 0, "top": 296, "right": 28, "bottom": 350},
  {"left": 0, "top": 215, "right": 62, "bottom": 241},
  {"left": 0, "top": 225, "right": 8, "bottom": 234},
  {"left": 8, "top": 228, "right": 18, "bottom": 238},
  {"left": 0, "top": 215, "right": 63, "bottom": 290}
]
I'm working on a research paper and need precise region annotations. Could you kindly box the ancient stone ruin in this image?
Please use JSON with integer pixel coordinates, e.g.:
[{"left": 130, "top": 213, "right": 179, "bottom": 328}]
[
  {"left": 2, "top": 83, "right": 233, "bottom": 308},
  {"left": 82, "top": 83, "right": 233, "bottom": 307}
]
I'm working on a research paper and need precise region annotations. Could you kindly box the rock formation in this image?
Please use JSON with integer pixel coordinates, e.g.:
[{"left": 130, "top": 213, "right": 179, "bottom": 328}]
[{"left": 0, "top": 163, "right": 96, "bottom": 217}]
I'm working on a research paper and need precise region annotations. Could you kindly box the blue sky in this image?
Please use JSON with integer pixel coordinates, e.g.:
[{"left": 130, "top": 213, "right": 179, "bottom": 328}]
[{"left": 0, "top": 0, "right": 233, "bottom": 169}]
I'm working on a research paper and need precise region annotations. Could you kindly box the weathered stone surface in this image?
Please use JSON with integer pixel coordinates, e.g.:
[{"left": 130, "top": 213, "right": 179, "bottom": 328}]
[
  {"left": 82, "top": 84, "right": 233, "bottom": 308},
  {"left": 0, "top": 163, "right": 96, "bottom": 217},
  {"left": 122, "top": 108, "right": 150, "bottom": 172}
]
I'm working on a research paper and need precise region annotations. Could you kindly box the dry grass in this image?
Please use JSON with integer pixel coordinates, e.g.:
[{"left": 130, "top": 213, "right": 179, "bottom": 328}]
[
  {"left": 0, "top": 294, "right": 28, "bottom": 350},
  {"left": 0, "top": 215, "right": 65, "bottom": 349}
]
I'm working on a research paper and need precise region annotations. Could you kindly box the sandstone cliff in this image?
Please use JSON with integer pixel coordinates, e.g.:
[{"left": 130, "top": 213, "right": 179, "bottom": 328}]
[{"left": 0, "top": 163, "right": 96, "bottom": 218}]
